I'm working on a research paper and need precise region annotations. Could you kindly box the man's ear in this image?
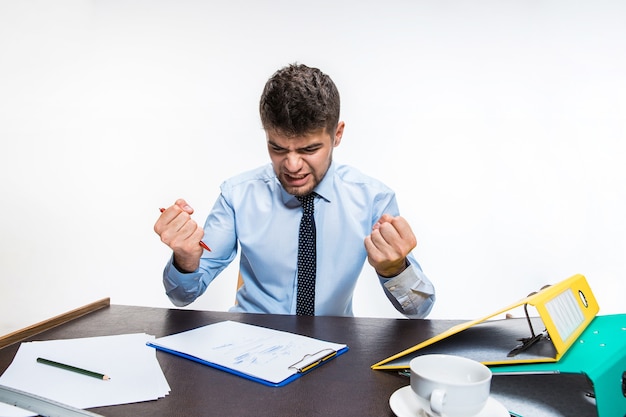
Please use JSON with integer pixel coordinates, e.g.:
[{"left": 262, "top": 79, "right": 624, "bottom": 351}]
[{"left": 333, "top": 121, "right": 345, "bottom": 147}]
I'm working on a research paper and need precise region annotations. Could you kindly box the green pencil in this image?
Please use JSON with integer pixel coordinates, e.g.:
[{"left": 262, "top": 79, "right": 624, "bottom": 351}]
[{"left": 36, "top": 357, "right": 110, "bottom": 380}]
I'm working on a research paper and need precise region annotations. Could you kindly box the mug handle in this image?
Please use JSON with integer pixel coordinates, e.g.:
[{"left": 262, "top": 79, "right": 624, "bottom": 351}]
[{"left": 430, "top": 388, "right": 446, "bottom": 415}]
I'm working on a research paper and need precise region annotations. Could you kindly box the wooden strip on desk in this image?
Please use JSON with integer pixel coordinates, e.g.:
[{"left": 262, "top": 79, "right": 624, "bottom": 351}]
[{"left": 0, "top": 297, "right": 110, "bottom": 349}]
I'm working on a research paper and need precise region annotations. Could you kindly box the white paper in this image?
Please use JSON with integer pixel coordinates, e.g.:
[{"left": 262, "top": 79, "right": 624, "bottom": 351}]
[
  {"left": 149, "top": 321, "right": 347, "bottom": 384},
  {"left": 0, "top": 333, "right": 170, "bottom": 417}
]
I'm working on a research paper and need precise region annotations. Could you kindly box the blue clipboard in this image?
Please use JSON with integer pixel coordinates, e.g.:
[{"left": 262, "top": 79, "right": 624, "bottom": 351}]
[
  {"left": 147, "top": 320, "right": 349, "bottom": 387},
  {"left": 149, "top": 342, "right": 349, "bottom": 387}
]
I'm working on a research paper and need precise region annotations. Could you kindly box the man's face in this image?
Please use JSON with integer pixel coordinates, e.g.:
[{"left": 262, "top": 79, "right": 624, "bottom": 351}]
[{"left": 266, "top": 122, "right": 344, "bottom": 196}]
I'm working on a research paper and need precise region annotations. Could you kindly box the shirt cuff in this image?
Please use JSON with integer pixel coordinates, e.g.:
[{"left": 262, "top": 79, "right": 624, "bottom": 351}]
[
  {"left": 380, "top": 263, "right": 435, "bottom": 318},
  {"left": 163, "top": 258, "right": 205, "bottom": 307}
]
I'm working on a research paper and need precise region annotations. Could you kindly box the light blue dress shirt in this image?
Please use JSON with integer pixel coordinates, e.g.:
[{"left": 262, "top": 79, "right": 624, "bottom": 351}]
[{"left": 163, "top": 162, "right": 435, "bottom": 317}]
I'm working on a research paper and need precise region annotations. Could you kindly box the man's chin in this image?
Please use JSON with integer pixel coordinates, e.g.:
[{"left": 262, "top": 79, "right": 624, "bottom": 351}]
[
  {"left": 286, "top": 187, "right": 314, "bottom": 197},
  {"left": 280, "top": 181, "right": 315, "bottom": 197}
]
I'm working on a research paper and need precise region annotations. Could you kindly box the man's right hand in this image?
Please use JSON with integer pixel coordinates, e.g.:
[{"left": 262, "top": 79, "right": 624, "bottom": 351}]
[{"left": 154, "top": 198, "right": 205, "bottom": 273}]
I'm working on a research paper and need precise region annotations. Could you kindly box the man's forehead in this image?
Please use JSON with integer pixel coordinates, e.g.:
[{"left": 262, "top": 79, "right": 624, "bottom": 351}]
[{"left": 266, "top": 128, "right": 330, "bottom": 147}]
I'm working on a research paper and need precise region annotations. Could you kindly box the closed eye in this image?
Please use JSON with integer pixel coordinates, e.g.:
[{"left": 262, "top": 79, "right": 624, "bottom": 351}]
[
  {"left": 267, "top": 140, "right": 324, "bottom": 154},
  {"left": 268, "top": 143, "right": 288, "bottom": 153},
  {"left": 299, "top": 145, "right": 322, "bottom": 154}
]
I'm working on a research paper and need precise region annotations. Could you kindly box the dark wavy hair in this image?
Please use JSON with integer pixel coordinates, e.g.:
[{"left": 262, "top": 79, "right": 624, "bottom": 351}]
[{"left": 259, "top": 63, "right": 340, "bottom": 137}]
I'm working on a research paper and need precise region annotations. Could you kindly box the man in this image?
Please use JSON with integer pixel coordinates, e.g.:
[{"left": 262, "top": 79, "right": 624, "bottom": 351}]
[{"left": 154, "top": 63, "right": 435, "bottom": 317}]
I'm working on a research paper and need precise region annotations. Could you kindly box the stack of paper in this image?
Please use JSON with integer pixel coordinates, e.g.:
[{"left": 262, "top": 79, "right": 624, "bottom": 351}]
[{"left": 0, "top": 333, "right": 170, "bottom": 416}]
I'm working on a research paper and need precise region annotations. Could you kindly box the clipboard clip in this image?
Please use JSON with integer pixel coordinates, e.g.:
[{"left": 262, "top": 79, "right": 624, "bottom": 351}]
[
  {"left": 288, "top": 348, "right": 337, "bottom": 373},
  {"left": 507, "top": 292, "right": 549, "bottom": 357}
]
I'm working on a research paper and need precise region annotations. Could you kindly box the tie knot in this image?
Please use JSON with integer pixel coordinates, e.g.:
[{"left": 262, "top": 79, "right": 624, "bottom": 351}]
[{"left": 296, "top": 193, "right": 315, "bottom": 215}]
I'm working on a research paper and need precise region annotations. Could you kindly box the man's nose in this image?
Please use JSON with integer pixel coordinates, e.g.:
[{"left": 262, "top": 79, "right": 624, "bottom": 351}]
[{"left": 284, "top": 152, "right": 302, "bottom": 171}]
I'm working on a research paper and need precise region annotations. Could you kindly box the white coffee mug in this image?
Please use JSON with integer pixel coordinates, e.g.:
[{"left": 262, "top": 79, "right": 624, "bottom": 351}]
[{"left": 409, "top": 354, "right": 492, "bottom": 417}]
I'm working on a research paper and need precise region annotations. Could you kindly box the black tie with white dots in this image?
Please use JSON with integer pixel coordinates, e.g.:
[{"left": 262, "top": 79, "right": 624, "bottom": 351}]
[{"left": 296, "top": 193, "right": 316, "bottom": 316}]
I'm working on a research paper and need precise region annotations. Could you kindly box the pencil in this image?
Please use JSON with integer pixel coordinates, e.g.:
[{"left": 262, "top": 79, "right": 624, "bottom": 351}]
[
  {"left": 37, "top": 357, "right": 110, "bottom": 381},
  {"left": 159, "top": 208, "right": 211, "bottom": 251}
]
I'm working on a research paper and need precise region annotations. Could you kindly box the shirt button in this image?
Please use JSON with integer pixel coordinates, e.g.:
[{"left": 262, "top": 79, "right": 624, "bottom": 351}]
[{"left": 389, "top": 286, "right": 396, "bottom": 291}]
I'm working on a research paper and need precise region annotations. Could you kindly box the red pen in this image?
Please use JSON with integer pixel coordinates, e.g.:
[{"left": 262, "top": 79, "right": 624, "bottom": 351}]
[{"left": 159, "top": 208, "right": 211, "bottom": 251}]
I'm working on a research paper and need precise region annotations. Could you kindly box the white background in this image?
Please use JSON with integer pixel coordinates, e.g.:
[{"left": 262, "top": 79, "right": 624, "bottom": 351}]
[{"left": 1, "top": 0, "right": 624, "bottom": 335}]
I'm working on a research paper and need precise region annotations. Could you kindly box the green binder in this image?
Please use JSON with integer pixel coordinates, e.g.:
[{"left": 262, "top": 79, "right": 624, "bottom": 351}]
[{"left": 491, "top": 314, "right": 626, "bottom": 417}]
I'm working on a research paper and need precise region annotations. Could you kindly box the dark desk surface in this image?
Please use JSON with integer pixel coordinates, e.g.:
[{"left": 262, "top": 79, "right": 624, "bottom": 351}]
[{"left": 0, "top": 305, "right": 598, "bottom": 417}]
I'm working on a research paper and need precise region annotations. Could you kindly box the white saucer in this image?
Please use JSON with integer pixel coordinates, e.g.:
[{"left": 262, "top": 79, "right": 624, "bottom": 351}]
[{"left": 389, "top": 386, "right": 509, "bottom": 417}]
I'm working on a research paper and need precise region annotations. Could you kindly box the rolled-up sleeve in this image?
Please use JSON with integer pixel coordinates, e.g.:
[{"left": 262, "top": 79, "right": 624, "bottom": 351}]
[
  {"left": 379, "top": 261, "right": 435, "bottom": 318},
  {"left": 163, "top": 257, "right": 209, "bottom": 307}
]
